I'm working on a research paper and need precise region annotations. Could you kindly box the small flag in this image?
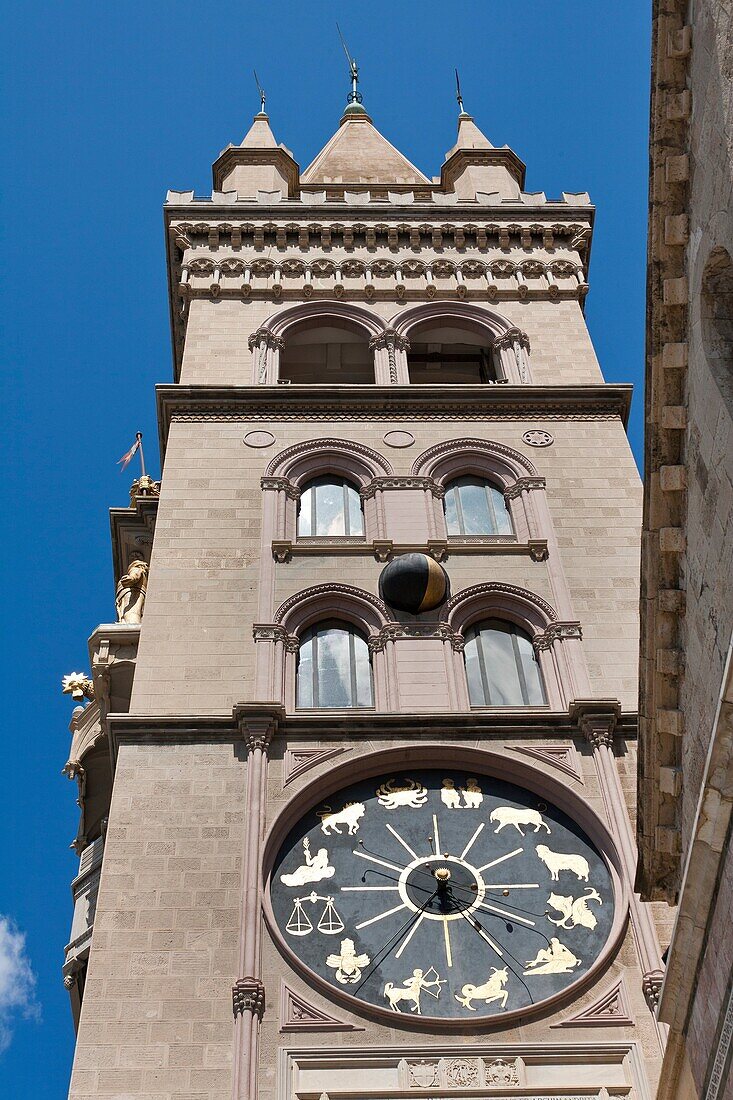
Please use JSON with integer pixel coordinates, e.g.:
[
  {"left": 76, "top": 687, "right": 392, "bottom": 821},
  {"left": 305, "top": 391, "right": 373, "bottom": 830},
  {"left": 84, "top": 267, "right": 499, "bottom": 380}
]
[{"left": 118, "top": 438, "right": 140, "bottom": 472}]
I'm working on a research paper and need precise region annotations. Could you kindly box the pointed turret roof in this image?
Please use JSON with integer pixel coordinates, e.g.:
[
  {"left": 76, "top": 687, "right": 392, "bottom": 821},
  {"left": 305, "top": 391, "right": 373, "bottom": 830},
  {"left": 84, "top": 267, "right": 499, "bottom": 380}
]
[
  {"left": 445, "top": 112, "right": 494, "bottom": 157},
  {"left": 240, "top": 111, "right": 279, "bottom": 149},
  {"left": 302, "top": 113, "right": 429, "bottom": 186}
]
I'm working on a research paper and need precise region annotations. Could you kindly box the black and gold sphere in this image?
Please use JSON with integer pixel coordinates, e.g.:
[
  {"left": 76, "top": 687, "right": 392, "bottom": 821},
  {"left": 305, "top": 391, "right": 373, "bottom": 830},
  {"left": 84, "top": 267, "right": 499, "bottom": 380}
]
[{"left": 379, "top": 553, "right": 449, "bottom": 614}]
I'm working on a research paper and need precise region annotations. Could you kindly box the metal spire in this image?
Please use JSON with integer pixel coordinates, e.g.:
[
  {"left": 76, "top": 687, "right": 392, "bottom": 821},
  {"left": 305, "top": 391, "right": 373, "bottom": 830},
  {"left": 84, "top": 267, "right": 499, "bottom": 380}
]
[
  {"left": 455, "top": 68, "right": 467, "bottom": 116},
  {"left": 337, "top": 24, "right": 362, "bottom": 105},
  {"left": 253, "top": 69, "right": 266, "bottom": 114}
]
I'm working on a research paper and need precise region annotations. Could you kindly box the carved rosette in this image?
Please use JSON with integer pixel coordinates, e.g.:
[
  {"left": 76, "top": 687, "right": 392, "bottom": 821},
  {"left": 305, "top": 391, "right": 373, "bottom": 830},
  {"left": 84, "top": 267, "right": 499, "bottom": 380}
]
[{"left": 232, "top": 977, "right": 265, "bottom": 1019}]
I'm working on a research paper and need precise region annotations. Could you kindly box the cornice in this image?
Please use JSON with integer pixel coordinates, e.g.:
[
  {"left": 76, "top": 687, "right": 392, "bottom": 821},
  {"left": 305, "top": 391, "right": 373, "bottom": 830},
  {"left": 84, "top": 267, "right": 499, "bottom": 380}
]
[
  {"left": 105, "top": 707, "right": 640, "bottom": 766},
  {"left": 155, "top": 383, "right": 632, "bottom": 457}
]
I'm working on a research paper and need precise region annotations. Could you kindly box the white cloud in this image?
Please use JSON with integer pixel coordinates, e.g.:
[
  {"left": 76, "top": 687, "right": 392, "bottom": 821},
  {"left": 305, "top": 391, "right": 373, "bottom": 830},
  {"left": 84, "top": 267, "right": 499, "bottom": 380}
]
[{"left": 0, "top": 916, "right": 39, "bottom": 1053}]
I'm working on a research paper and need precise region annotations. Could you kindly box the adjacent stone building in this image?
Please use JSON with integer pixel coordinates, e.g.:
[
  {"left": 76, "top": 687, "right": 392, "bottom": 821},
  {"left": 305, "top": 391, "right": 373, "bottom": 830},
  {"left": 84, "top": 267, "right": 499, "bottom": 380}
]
[
  {"left": 63, "top": 74, "right": 670, "bottom": 1099},
  {"left": 637, "top": 2, "right": 733, "bottom": 1098}
]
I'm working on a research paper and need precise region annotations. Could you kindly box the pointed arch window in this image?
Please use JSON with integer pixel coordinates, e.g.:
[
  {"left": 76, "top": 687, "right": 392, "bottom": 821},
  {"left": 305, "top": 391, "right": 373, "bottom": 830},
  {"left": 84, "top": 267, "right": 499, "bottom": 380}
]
[
  {"left": 464, "top": 619, "right": 546, "bottom": 706},
  {"left": 297, "top": 477, "right": 364, "bottom": 537},
  {"left": 296, "top": 621, "right": 373, "bottom": 709},
  {"left": 444, "top": 476, "right": 513, "bottom": 536}
]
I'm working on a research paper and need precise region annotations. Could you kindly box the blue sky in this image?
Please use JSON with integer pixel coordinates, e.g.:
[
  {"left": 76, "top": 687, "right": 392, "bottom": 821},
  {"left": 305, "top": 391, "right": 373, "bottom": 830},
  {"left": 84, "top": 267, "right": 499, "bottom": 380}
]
[{"left": 0, "top": 2, "right": 650, "bottom": 1094}]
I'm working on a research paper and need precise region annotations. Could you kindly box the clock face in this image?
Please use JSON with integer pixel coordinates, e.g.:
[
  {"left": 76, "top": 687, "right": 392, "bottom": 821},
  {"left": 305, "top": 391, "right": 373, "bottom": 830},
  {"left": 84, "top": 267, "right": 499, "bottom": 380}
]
[{"left": 269, "top": 768, "right": 615, "bottom": 1021}]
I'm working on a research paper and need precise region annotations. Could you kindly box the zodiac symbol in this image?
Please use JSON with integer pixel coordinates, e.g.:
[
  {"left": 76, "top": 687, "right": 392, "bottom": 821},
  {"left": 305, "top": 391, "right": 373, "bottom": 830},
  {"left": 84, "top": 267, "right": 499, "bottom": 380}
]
[
  {"left": 279, "top": 838, "right": 335, "bottom": 887},
  {"left": 285, "top": 892, "right": 345, "bottom": 937},
  {"left": 326, "top": 938, "right": 370, "bottom": 984},
  {"left": 376, "top": 778, "right": 428, "bottom": 809},
  {"left": 384, "top": 967, "right": 445, "bottom": 1013},
  {"left": 454, "top": 967, "right": 509, "bottom": 1010},
  {"left": 524, "top": 937, "right": 581, "bottom": 975},
  {"left": 536, "top": 844, "right": 590, "bottom": 882},
  {"left": 317, "top": 802, "right": 365, "bottom": 835},
  {"left": 546, "top": 888, "right": 602, "bottom": 930},
  {"left": 489, "top": 806, "right": 551, "bottom": 835}
]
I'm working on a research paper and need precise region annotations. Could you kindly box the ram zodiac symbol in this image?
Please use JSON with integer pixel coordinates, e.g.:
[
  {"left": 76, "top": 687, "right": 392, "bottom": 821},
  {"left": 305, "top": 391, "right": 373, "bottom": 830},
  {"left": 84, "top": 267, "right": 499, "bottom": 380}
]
[{"left": 376, "top": 778, "right": 428, "bottom": 810}]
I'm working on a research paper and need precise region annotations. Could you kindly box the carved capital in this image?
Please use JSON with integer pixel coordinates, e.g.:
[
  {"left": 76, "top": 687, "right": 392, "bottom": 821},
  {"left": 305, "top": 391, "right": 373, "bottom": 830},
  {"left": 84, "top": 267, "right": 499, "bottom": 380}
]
[
  {"left": 232, "top": 704, "right": 284, "bottom": 754},
  {"left": 569, "top": 699, "right": 622, "bottom": 749},
  {"left": 248, "top": 328, "right": 284, "bottom": 352},
  {"left": 232, "top": 977, "right": 265, "bottom": 1019},
  {"left": 252, "top": 624, "right": 288, "bottom": 644},
  {"left": 492, "top": 326, "right": 531, "bottom": 353},
  {"left": 503, "top": 476, "right": 547, "bottom": 501},
  {"left": 533, "top": 621, "right": 583, "bottom": 652},
  {"left": 260, "top": 476, "right": 300, "bottom": 500},
  {"left": 361, "top": 476, "right": 442, "bottom": 501},
  {"left": 368, "top": 327, "right": 410, "bottom": 353}
]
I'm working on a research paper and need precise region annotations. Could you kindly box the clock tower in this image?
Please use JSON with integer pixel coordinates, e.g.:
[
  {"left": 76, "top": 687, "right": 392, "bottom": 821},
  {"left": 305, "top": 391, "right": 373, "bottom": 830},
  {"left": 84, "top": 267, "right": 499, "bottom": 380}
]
[{"left": 64, "top": 77, "right": 669, "bottom": 1099}]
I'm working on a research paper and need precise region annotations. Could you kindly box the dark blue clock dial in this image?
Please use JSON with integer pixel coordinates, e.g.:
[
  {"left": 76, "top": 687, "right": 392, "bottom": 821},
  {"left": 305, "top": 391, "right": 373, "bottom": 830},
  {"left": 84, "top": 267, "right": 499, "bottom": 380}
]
[{"left": 270, "top": 769, "right": 614, "bottom": 1020}]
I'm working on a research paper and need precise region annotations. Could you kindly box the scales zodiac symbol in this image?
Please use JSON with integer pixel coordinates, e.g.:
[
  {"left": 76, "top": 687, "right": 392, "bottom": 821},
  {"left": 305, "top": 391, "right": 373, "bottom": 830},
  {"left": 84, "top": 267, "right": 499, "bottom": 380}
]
[{"left": 286, "top": 891, "right": 345, "bottom": 937}]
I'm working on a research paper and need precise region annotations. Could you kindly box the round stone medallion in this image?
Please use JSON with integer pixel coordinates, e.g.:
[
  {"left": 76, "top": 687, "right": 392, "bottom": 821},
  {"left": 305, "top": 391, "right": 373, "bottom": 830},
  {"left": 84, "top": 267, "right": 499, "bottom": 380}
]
[
  {"left": 383, "top": 430, "right": 415, "bottom": 449},
  {"left": 243, "top": 430, "right": 276, "bottom": 448},
  {"left": 522, "top": 430, "right": 554, "bottom": 448}
]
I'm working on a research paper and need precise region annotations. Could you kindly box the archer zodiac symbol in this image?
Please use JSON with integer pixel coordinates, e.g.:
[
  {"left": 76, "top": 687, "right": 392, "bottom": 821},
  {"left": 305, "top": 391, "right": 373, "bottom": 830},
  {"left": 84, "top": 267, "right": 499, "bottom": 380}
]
[
  {"left": 384, "top": 967, "right": 446, "bottom": 1014},
  {"left": 279, "top": 838, "right": 335, "bottom": 887}
]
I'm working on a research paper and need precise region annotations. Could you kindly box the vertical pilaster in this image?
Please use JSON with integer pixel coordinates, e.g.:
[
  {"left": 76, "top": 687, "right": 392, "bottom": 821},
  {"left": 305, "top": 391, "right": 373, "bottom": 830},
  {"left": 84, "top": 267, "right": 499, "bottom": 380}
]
[
  {"left": 572, "top": 701, "right": 667, "bottom": 1050},
  {"left": 231, "top": 704, "right": 284, "bottom": 1100}
]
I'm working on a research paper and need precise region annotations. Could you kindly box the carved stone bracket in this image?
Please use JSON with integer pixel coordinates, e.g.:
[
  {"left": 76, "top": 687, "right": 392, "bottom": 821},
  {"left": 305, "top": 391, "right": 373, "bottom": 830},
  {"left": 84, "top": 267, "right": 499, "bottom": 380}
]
[
  {"left": 642, "top": 970, "right": 665, "bottom": 1013},
  {"left": 232, "top": 703, "right": 284, "bottom": 754},
  {"left": 272, "top": 540, "right": 293, "bottom": 563},
  {"left": 493, "top": 326, "right": 531, "bottom": 353},
  {"left": 248, "top": 329, "right": 285, "bottom": 352},
  {"left": 570, "top": 699, "right": 622, "bottom": 748},
  {"left": 528, "top": 538, "right": 550, "bottom": 562},
  {"left": 232, "top": 977, "right": 265, "bottom": 1019}
]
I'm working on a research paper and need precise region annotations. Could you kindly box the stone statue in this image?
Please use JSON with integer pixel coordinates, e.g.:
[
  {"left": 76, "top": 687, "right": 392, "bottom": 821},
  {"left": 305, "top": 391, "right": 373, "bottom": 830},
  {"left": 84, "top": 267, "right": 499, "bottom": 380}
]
[{"left": 115, "top": 560, "right": 149, "bottom": 624}]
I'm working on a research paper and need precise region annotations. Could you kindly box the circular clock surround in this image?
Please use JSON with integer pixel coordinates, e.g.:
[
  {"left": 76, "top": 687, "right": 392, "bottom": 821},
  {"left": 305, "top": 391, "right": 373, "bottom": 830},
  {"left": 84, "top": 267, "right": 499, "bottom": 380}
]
[{"left": 263, "top": 746, "right": 626, "bottom": 1029}]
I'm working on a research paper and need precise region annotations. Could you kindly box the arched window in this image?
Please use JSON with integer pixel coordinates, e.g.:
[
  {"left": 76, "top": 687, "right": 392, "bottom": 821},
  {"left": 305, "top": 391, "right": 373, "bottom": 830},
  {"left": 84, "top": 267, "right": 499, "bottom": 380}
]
[
  {"left": 406, "top": 321, "right": 497, "bottom": 384},
  {"left": 296, "top": 621, "right": 373, "bottom": 709},
  {"left": 280, "top": 319, "right": 374, "bottom": 384},
  {"left": 444, "top": 477, "right": 513, "bottom": 536},
  {"left": 464, "top": 619, "right": 546, "bottom": 706},
  {"left": 297, "top": 477, "right": 364, "bottom": 537}
]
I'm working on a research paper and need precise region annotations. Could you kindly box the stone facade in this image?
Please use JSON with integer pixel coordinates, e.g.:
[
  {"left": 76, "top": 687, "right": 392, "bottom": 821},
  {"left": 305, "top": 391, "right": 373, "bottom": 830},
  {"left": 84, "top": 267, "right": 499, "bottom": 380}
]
[
  {"left": 64, "top": 88, "right": 668, "bottom": 1099},
  {"left": 637, "top": 2, "right": 733, "bottom": 1098}
]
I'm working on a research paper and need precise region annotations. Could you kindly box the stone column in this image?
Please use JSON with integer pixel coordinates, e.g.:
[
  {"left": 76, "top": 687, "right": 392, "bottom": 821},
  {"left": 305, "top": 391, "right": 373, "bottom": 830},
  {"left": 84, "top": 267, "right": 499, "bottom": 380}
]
[
  {"left": 572, "top": 701, "right": 667, "bottom": 1051},
  {"left": 248, "top": 329, "right": 285, "bottom": 384},
  {"left": 493, "top": 327, "right": 531, "bottom": 383},
  {"left": 231, "top": 704, "right": 284, "bottom": 1100},
  {"left": 369, "top": 329, "right": 410, "bottom": 385}
]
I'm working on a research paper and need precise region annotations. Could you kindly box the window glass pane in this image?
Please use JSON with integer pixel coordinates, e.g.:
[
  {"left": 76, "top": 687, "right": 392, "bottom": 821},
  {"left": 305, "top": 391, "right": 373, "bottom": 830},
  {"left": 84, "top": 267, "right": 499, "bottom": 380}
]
[
  {"left": 490, "top": 486, "right": 513, "bottom": 535},
  {"left": 352, "top": 632, "right": 373, "bottom": 706},
  {"left": 465, "top": 619, "right": 545, "bottom": 707},
  {"left": 298, "top": 623, "right": 373, "bottom": 709},
  {"left": 464, "top": 633, "right": 487, "bottom": 705},
  {"left": 297, "top": 486, "right": 312, "bottom": 536},
  {"left": 444, "top": 486, "right": 460, "bottom": 535},
  {"left": 478, "top": 623, "right": 524, "bottom": 705},
  {"left": 296, "top": 633, "right": 314, "bottom": 707},
  {"left": 314, "top": 481, "right": 347, "bottom": 536},
  {"left": 456, "top": 480, "right": 492, "bottom": 535},
  {"left": 346, "top": 484, "right": 364, "bottom": 536},
  {"left": 316, "top": 627, "right": 353, "bottom": 706},
  {"left": 516, "top": 631, "right": 546, "bottom": 704}
]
